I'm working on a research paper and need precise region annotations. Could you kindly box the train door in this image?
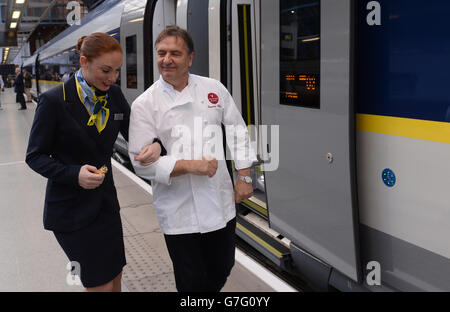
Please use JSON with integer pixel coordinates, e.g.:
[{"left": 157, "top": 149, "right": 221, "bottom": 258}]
[
  {"left": 143, "top": 0, "right": 176, "bottom": 89},
  {"left": 165, "top": 0, "right": 228, "bottom": 83},
  {"left": 230, "top": 0, "right": 268, "bottom": 218},
  {"left": 259, "top": 0, "right": 360, "bottom": 283},
  {"left": 176, "top": 0, "right": 209, "bottom": 78}
]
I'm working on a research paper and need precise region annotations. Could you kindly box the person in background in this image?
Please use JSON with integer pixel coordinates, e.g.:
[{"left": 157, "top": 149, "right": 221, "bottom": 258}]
[
  {"left": 7, "top": 73, "right": 12, "bottom": 88},
  {"left": 0, "top": 75, "right": 4, "bottom": 110},
  {"left": 23, "top": 69, "right": 32, "bottom": 103},
  {"left": 15, "top": 67, "right": 26, "bottom": 110}
]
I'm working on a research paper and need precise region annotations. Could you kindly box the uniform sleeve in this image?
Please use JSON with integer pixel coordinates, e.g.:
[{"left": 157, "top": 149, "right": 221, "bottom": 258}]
[
  {"left": 128, "top": 94, "right": 176, "bottom": 185},
  {"left": 25, "top": 93, "right": 81, "bottom": 186},
  {"left": 117, "top": 88, "right": 131, "bottom": 142},
  {"left": 219, "top": 82, "right": 257, "bottom": 170}
]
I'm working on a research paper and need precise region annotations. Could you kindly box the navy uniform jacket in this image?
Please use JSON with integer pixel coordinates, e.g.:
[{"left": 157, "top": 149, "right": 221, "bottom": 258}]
[{"left": 26, "top": 76, "right": 130, "bottom": 232}]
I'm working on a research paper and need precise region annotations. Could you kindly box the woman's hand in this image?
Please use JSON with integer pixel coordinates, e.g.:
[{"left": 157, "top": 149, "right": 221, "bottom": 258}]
[
  {"left": 78, "top": 165, "right": 105, "bottom": 189},
  {"left": 134, "top": 142, "right": 162, "bottom": 166}
]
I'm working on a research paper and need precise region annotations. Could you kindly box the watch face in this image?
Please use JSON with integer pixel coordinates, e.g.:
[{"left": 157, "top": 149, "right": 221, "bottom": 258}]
[{"left": 238, "top": 175, "right": 252, "bottom": 183}]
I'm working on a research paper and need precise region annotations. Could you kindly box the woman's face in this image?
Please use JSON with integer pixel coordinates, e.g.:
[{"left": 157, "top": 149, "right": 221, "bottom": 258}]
[{"left": 80, "top": 51, "right": 122, "bottom": 91}]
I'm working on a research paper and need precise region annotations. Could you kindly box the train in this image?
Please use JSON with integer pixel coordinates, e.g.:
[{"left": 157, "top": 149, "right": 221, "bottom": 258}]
[{"left": 22, "top": 0, "right": 450, "bottom": 291}]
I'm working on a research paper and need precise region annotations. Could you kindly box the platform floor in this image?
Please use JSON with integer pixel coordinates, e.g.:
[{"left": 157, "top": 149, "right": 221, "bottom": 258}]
[{"left": 0, "top": 88, "right": 290, "bottom": 292}]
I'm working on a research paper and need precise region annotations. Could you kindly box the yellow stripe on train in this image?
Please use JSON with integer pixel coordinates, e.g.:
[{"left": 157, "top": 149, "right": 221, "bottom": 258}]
[
  {"left": 357, "top": 113, "right": 450, "bottom": 144},
  {"left": 32, "top": 79, "right": 62, "bottom": 85}
]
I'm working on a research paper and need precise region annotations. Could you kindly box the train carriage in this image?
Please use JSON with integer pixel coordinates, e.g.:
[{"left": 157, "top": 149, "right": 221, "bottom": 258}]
[{"left": 23, "top": 0, "right": 450, "bottom": 291}]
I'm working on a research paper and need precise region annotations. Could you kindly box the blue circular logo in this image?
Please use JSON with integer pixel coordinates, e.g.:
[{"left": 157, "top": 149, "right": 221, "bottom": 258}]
[{"left": 382, "top": 169, "right": 396, "bottom": 187}]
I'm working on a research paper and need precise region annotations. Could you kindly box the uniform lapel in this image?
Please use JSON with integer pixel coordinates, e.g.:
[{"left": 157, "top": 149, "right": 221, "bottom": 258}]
[{"left": 62, "top": 76, "right": 105, "bottom": 149}]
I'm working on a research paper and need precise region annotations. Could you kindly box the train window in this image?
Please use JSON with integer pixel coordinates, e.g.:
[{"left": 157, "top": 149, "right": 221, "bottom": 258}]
[
  {"left": 280, "top": 0, "right": 320, "bottom": 108},
  {"left": 126, "top": 35, "right": 138, "bottom": 89}
]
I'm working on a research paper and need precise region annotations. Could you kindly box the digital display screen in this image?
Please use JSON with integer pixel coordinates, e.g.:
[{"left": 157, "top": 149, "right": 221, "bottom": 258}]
[
  {"left": 280, "top": 0, "right": 320, "bottom": 108},
  {"left": 280, "top": 73, "right": 319, "bottom": 108}
]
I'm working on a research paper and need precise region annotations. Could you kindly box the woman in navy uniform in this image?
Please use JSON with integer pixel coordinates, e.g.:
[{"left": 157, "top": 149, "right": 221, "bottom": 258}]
[{"left": 26, "top": 33, "right": 161, "bottom": 291}]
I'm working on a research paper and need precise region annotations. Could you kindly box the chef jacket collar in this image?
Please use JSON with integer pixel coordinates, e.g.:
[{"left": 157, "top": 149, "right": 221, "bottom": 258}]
[
  {"left": 159, "top": 74, "right": 198, "bottom": 108},
  {"left": 159, "top": 74, "right": 197, "bottom": 94}
]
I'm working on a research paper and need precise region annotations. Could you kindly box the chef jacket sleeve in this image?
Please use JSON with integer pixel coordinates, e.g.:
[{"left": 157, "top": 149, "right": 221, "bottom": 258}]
[
  {"left": 128, "top": 94, "right": 177, "bottom": 185},
  {"left": 219, "top": 82, "right": 257, "bottom": 170}
]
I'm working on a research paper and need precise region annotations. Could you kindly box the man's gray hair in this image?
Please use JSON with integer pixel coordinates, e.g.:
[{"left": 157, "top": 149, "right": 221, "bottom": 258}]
[{"left": 155, "top": 25, "right": 194, "bottom": 55}]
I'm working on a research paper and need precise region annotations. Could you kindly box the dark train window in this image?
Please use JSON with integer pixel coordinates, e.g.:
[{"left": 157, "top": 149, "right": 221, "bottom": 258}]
[
  {"left": 237, "top": 4, "right": 255, "bottom": 125},
  {"left": 280, "top": 0, "right": 320, "bottom": 108},
  {"left": 126, "top": 35, "right": 137, "bottom": 89}
]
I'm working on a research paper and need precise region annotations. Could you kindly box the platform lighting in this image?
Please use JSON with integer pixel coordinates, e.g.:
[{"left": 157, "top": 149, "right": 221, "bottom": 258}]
[
  {"left": 16, "top": 0, "right": 26, "bottom": 4},
  {"left": 302, "top": 37, "right": 320, "bottom": 42},
  {"left": 10, "top": 22, "right": 17, "bottom": 29},
  {"left": 128, "top": 17, "right": 144, "bottom": 23},
  {"left": 12, "top": 11, "right": 21, "bottom": 19}
]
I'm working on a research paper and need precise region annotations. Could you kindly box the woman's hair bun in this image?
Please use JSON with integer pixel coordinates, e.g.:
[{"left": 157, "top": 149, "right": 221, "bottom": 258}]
[
  {"left": 76, "top": 33, "right": 122, "bottom": 60},
  {"left": 77, "top": 36, "right": 87, "bottom": 54}
]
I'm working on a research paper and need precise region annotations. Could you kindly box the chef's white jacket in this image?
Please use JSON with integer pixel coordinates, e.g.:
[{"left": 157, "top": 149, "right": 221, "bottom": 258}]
[{"left": 128, "top": 74, "right": 256, "bottom": 234}]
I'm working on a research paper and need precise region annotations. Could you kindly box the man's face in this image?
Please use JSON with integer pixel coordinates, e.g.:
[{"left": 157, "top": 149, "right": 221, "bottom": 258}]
[{"left": 156, "top": 36, "right": 193, "bottom": 83}]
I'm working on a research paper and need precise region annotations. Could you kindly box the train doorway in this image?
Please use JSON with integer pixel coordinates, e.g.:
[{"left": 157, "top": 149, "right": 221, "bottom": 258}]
[
  {"left": 230, "top": 0, "right": 268, "bottom": 219},
  {"left": 143, "top": 0, "right": 177, "bottom": 89},
  {"left": 259, "top": 0, "right": 361, "bottom": 283}
]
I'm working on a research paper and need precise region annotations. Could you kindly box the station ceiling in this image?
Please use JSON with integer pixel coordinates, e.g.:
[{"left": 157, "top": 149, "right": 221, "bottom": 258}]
[{"left": 0, "top": 0, "right": 102, "bottom": 64}]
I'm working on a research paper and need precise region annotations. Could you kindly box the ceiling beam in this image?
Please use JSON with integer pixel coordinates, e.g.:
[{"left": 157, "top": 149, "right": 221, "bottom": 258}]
[{"left": 4, "top": 0, "right": 59, "bottom": 63}]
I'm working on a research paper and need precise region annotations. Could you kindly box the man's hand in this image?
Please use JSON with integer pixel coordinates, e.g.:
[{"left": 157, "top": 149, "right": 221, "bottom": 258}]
[
  {"left": 78, "top": 165, "right": 105, "bottom": 189},
  {"left": 134, "top": 142, "right": 162, "bottom": 166},
  {"left": 235, "top": 168, "right": 253, "bottom": 203},
  {"left": 191, "top": 157, "right": 218, "bottom": 177},
  {"left": 170, "top": 158, "right": 218, "bottom": 178},
  {"left": 234, "top": 179, "right": 253, "bottom": 203}
]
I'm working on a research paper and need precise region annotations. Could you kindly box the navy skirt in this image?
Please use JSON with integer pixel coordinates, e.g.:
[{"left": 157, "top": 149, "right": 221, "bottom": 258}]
[{"left": 53, "top": 201, "right": 126, "bottom": 288}]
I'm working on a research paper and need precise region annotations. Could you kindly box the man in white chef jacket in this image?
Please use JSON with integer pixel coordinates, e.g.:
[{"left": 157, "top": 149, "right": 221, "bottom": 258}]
[{"left": 128, "top": 26, "right": 256, "bottom": 292}]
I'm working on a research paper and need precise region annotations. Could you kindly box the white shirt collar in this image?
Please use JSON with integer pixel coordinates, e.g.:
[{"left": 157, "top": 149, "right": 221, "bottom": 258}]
[{"left": 159, "top": 73, "right": 196, "bottom": 93}]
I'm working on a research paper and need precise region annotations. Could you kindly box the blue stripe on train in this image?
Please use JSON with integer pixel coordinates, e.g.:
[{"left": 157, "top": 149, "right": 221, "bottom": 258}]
[{"left": 355, "top": 0, "right": 450, "bottom": 123}]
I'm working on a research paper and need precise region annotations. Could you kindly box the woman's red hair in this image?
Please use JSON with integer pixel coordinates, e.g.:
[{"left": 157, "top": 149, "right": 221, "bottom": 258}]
[{"left": 77, "top": 32, "right": 122, "bottom": 60}]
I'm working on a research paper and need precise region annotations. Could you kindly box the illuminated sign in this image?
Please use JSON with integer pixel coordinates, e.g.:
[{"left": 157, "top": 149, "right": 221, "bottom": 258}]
[{"left": 280, "top": 73, "right": 319, "bottom": 108}]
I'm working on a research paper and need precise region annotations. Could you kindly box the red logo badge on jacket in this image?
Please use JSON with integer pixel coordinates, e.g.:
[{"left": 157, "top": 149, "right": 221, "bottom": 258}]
[{"left": 208, "top": 93, "right": 219, "bottom": 105}]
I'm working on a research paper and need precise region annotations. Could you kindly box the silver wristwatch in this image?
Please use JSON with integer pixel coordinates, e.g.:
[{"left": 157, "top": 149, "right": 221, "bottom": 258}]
[{"left": 237, "top": 175, "right": 252, "bottom": 184}]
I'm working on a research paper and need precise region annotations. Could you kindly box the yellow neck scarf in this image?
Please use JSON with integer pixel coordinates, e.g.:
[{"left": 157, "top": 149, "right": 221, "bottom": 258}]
[{"left": 74, "top": 73, "right": 110, "bottom": 133}]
